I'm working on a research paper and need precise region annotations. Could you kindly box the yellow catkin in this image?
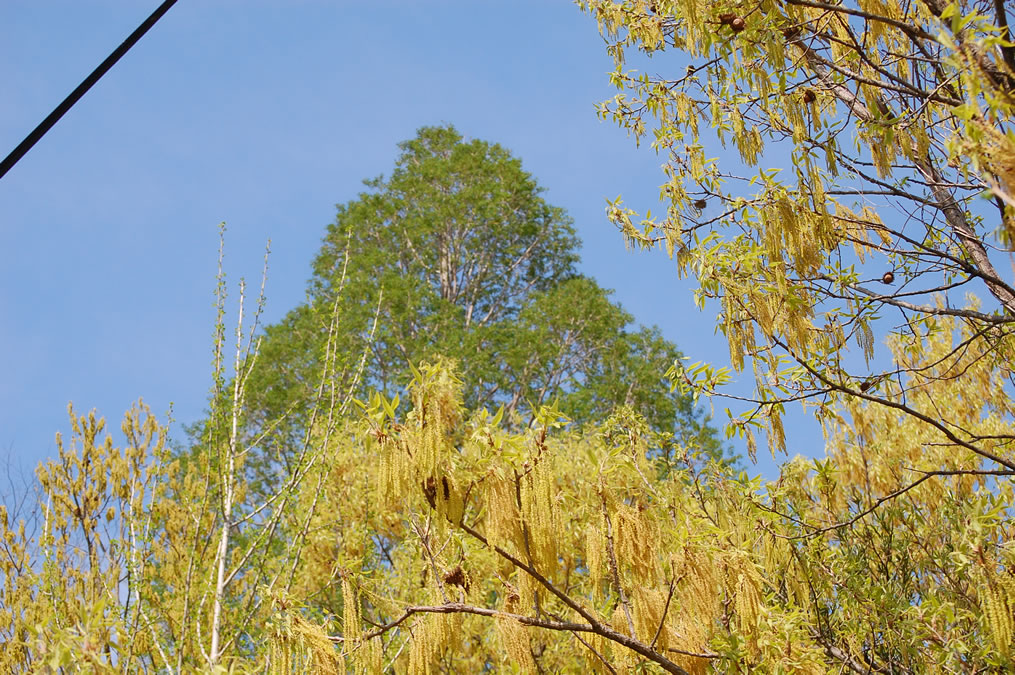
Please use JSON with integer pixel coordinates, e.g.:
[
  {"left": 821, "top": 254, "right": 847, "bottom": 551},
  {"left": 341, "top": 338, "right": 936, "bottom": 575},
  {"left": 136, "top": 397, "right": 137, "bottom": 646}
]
[
  {"left": 294, "top": 614, "right": 341, "bottom": 675},
  {"left": 496, "top": 616, "right": 535, "bottom": 671},
  {"left": 668, "top": 617, "right": 710, "bottom": 675},
  {"left": 726, "top": 552, "right": 763, "bottom": 658},
  {"left": 611, "top": 604, "right": 629, "bottom": 637},
  {"left": 268, "top": 615, "right": 291, "bottom": 675},
  {"left": 581, "top": 633, "right": 611, "bottom": 673},
  {"left": 486, "top": 472, "right": 521, "bottom": 554},
  {"left": 961, "top": 122, "right": 1015, "bottom": 244},
  {"left": 517, "top": 568, "right": 538, "bottom": 615},
  {"left": 407, "top": 612, "right": 458, "bottom": 675},
  {"left": 668, "top": 546, "right": 720, "bottom": 666},
  {"left": 607, "top": 607, "right": 639, "bottom": 673},
  {"left": 414, "top": 424, "right": 440, "bottom": 483},
  {"left": 268, "top": 612, "right": 340, "bottom": 675},
  {"left": 406, "top": 361, "right": 463, "bottom": 482},
  {"left": 586, "top": 523, "right": 606, "bottom": 593},
  {"left": 631, "top": 587, "right": 669, "bottom": 648},
  {"left": 407, "top": 622, "right": 430, "bottom": 675},
  {"left": 355, "top": 636, "right": 383, "bottom": 674},
  {"left": 615, "top": 504, "right": 659, "bottom": 584},
  {"left": 342, "top": 577, "right": 360, "bottom": 642},
  {"left": 980, "top": 568, "right": 1015, "bottom": 657},
  {"left": 521, "top": 458, "right": 558, "bottom": 571},
  {"left": 377, "top": 436, "right": 410, "bottom": 512},
  {"left": 428, "top": 472, "right": 463, "bottom": 525}
]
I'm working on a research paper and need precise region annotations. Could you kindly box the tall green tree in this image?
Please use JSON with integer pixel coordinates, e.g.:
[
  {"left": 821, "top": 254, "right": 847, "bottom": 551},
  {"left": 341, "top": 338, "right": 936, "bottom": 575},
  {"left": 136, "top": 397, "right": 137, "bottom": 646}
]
[{"left": 242, "top": 125, "right": 721, "bottom": 467}]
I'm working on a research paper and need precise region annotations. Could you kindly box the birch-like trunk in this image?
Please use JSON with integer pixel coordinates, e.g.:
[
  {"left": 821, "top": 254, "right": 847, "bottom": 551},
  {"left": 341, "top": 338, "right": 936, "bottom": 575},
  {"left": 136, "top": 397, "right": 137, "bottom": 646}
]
[{"left": 208, "top": 279, "right": 246, "bottom": 666}]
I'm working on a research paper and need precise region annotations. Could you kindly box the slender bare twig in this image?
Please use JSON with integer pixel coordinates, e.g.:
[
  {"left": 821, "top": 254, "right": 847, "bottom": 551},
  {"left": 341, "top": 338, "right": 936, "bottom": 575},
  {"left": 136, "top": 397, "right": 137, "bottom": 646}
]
[
  {"left": 600, "top": 495, "right": 636, "bottom": 639},
  {"left": 650, "top": 575, "right": 678, "bottom": 650},
  {"left": 763, "top": 334, "right": 1015, "bottom": 472},
  {"left": 569, "top": 629, "right": 618, "bottom": 674}
]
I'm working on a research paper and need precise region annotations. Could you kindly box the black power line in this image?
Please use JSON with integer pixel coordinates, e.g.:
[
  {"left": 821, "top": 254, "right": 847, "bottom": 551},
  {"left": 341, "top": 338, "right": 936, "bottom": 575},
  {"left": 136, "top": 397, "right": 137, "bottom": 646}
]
[{"left": 0, "top": 0, "right": 180, "bottom": 182}]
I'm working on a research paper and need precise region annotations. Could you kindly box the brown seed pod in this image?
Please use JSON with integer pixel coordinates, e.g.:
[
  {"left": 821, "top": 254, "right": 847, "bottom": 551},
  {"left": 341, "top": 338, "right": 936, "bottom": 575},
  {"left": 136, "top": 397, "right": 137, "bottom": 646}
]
[
  {"left": 443, "top": 565, "right": 469, "bottom": 591},
  {"left": 730, "top": 17, "right": 746, "bottom": 32},
  {"left": 422, "top": 476, "right": 437, "bottom": 508},
  {"left": 882, "top": 271, "right": 895, "bottom": 284},
  {"left": 802, "top": 89, "right": 816, "bottom": 104},
  {"left": 693, "top": 198, "right": 707, "bottom": 209},
  {"left": 859, "top": 379, "right": 872, "bottom": 392},
  {"left": 718, "top": 12, "right": 737, "bottom": 25},
  {"left": 782, "top": 25, "right": 802, "bottom": 40}
]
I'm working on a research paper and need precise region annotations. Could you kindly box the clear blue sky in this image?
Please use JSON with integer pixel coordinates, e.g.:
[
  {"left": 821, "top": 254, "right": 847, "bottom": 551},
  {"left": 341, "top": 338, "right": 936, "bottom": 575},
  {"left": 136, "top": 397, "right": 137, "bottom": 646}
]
[{"left": 0, "top": 1, "right": 815, "bottom": 480}]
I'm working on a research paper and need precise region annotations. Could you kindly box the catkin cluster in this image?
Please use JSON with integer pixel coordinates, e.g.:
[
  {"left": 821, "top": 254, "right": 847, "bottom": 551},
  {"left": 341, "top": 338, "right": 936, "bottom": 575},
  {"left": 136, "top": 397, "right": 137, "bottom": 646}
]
[{"left": 981, "top": 566, "right": 1015, "bottom": 658}]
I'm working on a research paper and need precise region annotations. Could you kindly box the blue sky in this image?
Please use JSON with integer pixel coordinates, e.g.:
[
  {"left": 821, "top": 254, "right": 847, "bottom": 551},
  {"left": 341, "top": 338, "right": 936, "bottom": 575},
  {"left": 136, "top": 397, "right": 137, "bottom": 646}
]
[{"left": 0, "top": 1, "right": 816, "bottom": 480}]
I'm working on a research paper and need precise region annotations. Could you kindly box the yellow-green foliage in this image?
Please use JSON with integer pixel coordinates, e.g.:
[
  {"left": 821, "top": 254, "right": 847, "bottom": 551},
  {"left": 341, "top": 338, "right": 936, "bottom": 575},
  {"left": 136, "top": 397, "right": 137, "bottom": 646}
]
[
  {"left": 556, "top": 1, "right": 1015, "bottom": 668},
  {"left": 268, "top": 608, "right": 341, "bottom": 675},
  {"left": 285, "top": 355, "right": 1011, "bottom": 672},
  {"left": 0, "top": 402, "right": 169, "bottom": 673},
  {"left": 8, "top": 0, "right": 1015, "bottom": 669},
  {"left": 2, "top": 349, "right": 1014, "bottom": 672},
  {"left": 579, "top": 0, "right": 1015, "bottom": 473}
]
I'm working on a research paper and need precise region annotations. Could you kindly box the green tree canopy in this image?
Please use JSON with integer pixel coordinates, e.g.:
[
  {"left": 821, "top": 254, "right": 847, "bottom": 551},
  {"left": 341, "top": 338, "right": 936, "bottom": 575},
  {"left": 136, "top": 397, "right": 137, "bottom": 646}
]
[{"left": 243, "top": 125, "right": 721, "bottom": 464}]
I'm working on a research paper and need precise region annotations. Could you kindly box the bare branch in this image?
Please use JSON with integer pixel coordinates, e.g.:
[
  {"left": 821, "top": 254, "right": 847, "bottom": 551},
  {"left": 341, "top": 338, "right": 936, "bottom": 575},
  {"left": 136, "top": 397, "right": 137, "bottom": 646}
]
[{"left": 327, "top": 602, "right": 691, "bottom": 675}]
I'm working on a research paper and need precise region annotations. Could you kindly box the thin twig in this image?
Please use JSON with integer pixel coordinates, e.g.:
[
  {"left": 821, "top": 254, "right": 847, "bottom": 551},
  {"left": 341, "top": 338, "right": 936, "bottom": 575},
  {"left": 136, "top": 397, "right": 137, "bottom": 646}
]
[{"left": 600, "top": 495, "right": 636, "bottom": 639}]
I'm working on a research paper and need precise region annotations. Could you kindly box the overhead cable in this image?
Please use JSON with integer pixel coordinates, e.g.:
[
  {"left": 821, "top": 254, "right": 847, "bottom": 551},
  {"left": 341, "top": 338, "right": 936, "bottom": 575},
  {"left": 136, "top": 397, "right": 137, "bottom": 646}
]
[{"left": 0, "top": 0, "right": 180, "bottom": 181}]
